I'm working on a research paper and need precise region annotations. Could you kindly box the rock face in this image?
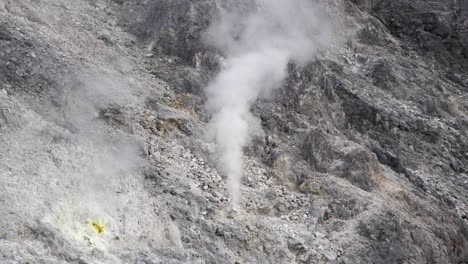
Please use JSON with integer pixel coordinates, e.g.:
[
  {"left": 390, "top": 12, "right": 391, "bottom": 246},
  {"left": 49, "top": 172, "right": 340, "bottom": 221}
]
[{"left": 0, "top": 0, "right": 467, "bottom": 263}]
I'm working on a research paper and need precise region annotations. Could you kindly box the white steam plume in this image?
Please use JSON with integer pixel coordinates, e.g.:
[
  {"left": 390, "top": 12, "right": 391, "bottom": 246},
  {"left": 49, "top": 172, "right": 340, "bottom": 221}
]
[{"left": 204, "top": 0, "right": 334, "bottom": 208}]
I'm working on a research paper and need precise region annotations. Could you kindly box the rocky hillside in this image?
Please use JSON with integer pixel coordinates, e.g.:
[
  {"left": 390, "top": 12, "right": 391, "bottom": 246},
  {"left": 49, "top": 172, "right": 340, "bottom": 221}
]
[{"left": 0, "top": 0, "right": 467, "bottom": 263}]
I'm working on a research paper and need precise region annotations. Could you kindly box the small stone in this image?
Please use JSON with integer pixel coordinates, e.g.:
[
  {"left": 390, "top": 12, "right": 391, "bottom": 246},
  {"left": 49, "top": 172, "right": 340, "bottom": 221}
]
[
  {"left": 0, "top": 26, "right": 12, "bottom": 41},
  {"left": 288, "top": 239, "right": 307, "bottom": 253},
  {"left": 227, "top": 208, "right": 239, "bottom": 219},
  {"left": 207, "top": 196, "right": 218, "bottom": 203},
  {"left": 215, "top": 227, "right": 224, "bottom": 237},
  {"left": 315, "top": 232, "right": 326, "bottom": 239}
]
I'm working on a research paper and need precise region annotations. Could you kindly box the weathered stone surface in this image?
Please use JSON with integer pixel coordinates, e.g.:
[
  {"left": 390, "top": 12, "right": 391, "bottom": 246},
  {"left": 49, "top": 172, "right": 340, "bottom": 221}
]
[{"left": 0, "top": 0, "right": 467, "bottom": 263}]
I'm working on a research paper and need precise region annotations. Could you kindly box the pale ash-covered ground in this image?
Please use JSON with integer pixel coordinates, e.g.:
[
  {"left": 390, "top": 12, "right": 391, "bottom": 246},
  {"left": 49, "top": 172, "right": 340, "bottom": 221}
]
[{"left": 1, "top": 0, "right": 468, "bottom": 264}]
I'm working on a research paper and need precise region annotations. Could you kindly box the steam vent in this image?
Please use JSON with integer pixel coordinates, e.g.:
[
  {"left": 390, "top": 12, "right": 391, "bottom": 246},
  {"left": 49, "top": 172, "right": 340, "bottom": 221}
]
[{"left": 1, "top": 0, "right": 468, "bottom": 263}]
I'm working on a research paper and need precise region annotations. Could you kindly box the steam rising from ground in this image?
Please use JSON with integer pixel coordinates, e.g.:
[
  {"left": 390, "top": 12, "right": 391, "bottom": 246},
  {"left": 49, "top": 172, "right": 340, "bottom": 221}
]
[
  {"left": 0, "top": 72, "right": 181, "bottom": 262},
  {"left": 204, "top": 0, "right": 334, "bottom": 207}
]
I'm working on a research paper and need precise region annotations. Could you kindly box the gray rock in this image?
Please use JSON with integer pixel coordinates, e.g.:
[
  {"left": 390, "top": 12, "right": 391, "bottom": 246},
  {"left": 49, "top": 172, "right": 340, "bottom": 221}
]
[{"left": 1, "top": 0, "right": 468, "bottom": 263}]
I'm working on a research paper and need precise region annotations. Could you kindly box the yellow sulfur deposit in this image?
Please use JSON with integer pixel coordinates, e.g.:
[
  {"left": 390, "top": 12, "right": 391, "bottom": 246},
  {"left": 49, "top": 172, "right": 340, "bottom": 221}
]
[{"left": 88, "top": 220, "right": 106, "bottom": 235}]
